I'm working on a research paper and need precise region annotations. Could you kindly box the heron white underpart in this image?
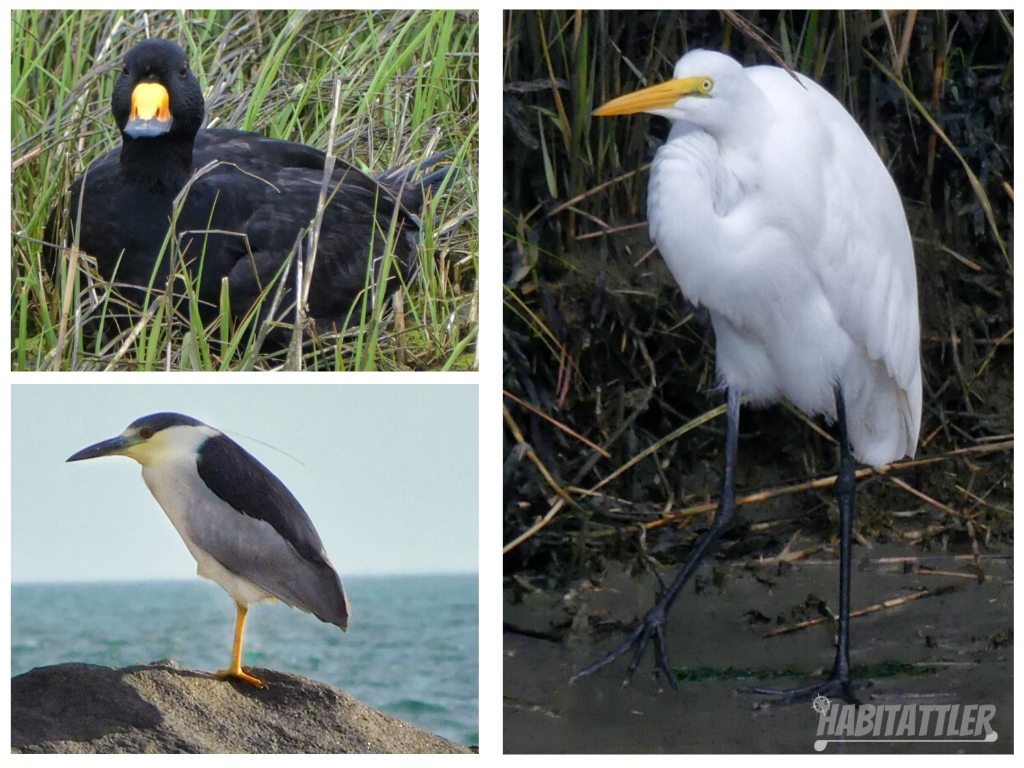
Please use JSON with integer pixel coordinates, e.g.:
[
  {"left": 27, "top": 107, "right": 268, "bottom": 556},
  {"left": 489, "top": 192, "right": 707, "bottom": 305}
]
[
  {"left": 68, "top": 412, "right": 350, "bottom": 689},
  {"left": 576, "top": 50, "right": 922, "bottom": 702}
]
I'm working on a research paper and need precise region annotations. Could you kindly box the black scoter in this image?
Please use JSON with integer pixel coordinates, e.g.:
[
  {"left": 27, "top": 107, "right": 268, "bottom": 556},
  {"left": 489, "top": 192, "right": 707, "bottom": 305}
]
[{"left": 46, "top": 38, "right": 448, "bottom": 337}]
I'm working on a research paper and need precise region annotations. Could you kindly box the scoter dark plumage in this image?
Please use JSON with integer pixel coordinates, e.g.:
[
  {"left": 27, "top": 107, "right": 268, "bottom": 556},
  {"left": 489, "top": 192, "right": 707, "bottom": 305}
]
[{"left": 46, "top": 39, "right": 447, "bottom": 335}]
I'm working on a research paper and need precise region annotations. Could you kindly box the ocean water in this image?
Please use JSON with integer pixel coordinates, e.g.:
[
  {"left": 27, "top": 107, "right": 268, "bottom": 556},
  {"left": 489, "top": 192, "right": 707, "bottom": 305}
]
[{"left": 12, "top": 574, "right": 477, "bottom": 746}]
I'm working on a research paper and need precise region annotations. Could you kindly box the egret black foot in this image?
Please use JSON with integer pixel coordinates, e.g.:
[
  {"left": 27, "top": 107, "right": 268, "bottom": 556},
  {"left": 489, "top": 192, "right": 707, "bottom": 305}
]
[
  {"left": 570, "top": 603, "right": 678, "bottom": 689},
  {"left": 217, "top": 667, "right": 267, "bottom": 689},
  {"left": 741, "top": 675, "right": 858, "bottom": 705}
]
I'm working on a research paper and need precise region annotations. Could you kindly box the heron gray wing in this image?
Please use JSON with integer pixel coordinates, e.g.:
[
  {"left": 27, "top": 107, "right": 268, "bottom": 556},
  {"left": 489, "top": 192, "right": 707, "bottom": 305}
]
[
  {"left": 182, "top": 491, "right": 351, "bottom": 629},
  {"left": 196, "top": 434, "right": 329, "bottom": 563},
  {"left": 194, "top": 434, "right": 350, "bottom": 628}
]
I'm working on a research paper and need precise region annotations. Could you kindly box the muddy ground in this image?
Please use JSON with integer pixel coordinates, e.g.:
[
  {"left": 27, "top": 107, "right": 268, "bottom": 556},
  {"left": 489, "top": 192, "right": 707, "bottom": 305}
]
[{"left": 504, "top": 547, "right": 1012, "bottom": 753}]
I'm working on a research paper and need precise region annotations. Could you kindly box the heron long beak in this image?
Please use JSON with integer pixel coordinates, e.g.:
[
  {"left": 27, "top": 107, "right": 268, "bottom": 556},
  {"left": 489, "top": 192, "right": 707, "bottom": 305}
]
[
  {"left": 125, "top": 82, "right": 172, "bottom": 138},
  {"left": 67, "top": 434, "right": 140, "bottom": 462},
  {"left": 594, "top": 76, "right": 708, "bottom": 116}
]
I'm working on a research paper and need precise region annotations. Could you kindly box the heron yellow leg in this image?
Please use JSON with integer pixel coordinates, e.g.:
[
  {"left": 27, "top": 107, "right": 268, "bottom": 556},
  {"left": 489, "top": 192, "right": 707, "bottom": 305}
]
[{"left": 216, "top": 601, "right": 266, "bottom": 689}]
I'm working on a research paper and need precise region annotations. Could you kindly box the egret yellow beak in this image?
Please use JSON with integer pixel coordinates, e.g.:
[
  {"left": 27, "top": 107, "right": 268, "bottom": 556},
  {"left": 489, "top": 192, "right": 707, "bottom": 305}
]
[{"left": 594, "top": 77, "right": 709, "bottom": 116}]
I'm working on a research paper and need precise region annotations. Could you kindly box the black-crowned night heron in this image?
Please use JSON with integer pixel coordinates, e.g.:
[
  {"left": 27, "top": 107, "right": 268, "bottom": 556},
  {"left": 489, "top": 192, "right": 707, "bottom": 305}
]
[{"left": 67, "top": 412, "right": 350, "bottom": 688}]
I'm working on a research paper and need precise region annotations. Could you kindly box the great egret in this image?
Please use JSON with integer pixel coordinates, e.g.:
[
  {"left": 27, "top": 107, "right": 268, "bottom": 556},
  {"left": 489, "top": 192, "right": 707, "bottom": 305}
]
[{"left": 574, "top": 49, "right": 921, "bottom": 702}]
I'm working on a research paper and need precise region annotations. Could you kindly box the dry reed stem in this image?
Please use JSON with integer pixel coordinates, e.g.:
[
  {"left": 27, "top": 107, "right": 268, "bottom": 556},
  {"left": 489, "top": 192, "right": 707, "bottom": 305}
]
[{"left": 762, "top": 585, "right": 957, "bottom": 639}]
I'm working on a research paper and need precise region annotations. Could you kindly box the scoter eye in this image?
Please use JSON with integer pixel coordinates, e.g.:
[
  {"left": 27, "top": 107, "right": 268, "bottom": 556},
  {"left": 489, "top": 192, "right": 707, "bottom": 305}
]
[{"left": 179, "top": 63, "right": 188, "bottom": 77}]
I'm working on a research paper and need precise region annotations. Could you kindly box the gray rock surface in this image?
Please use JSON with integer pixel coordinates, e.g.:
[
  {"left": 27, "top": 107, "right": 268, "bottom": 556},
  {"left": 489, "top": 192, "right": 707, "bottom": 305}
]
[{"left": 12, "top": 660, "right": 471, "bottom": 754}]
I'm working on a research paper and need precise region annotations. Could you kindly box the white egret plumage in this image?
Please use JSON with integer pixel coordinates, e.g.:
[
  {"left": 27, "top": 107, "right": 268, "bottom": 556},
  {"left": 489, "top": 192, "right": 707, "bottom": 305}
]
[{"left": 573, "top": 49, "right": 921, "bottom": 702}]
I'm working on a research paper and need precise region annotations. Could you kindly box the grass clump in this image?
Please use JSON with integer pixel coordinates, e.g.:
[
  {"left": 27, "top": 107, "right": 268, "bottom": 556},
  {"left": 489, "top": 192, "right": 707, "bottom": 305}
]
[
  {"left": 503, "top": 10, "right": 1012, "bottom": 577},
  {"left": 13, "top": 9, "right": 478, "bottom": 371}
]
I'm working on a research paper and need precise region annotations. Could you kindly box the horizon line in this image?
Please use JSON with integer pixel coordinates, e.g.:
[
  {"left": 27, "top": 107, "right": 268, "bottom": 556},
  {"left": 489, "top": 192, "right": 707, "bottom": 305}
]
[{"left": 12, "top": 571, "right": 478, "bottom": 588}]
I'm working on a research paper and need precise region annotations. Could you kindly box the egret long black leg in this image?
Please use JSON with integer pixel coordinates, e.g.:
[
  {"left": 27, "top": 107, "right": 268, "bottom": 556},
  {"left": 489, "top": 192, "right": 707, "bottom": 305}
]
[
  {"left": 571, "top": 387, "right": 741, "bottom": 688},
  {"left": 743, "top": 385, "right": 859, "bottom": 704}
]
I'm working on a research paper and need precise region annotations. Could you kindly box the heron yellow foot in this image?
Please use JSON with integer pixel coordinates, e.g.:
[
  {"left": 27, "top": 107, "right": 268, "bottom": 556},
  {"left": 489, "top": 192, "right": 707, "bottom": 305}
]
[{"left": 217, "top": 666, "right": 267, "bottom": 689}]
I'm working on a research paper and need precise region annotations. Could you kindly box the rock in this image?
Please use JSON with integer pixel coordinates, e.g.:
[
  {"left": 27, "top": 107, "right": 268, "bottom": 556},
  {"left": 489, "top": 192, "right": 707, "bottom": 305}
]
[{"left": 12, "top": 660, "right": 470, "bottom": 754}]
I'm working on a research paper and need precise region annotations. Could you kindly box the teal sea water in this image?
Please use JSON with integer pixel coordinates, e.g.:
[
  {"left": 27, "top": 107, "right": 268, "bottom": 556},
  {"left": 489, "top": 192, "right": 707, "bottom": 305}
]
[{"left": 12, "top": 574, "right": 477, "bottom": 746}]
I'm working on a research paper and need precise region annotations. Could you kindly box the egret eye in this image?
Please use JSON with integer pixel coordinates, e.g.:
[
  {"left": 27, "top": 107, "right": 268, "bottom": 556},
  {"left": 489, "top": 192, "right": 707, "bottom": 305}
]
[{"left": 701, "top": 78, "right": 714, "bottom": 95}]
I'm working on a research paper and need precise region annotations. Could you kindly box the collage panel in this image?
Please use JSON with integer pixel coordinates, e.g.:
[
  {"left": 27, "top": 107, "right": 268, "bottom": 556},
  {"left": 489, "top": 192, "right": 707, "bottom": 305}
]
[
  {"left": 11, "top": 383, "right": 479, "bottom": 752},
  {"left": 13, "top": 9, "right": 478, "bottom": 372},
  {"left": 10, "top": 7, "right": 484, "bottom": 756},
  {"left": 7, "top": 4, "right": 1015, "bottom": 760},
  {"left": 503, "top": 9, "right": 1011, "bottom": 753}
]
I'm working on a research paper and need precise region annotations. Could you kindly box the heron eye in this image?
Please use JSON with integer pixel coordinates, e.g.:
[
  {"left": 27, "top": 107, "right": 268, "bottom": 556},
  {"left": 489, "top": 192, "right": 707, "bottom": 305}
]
[{"left": 139, "top": 427, "right": 154, "bottom": 439}]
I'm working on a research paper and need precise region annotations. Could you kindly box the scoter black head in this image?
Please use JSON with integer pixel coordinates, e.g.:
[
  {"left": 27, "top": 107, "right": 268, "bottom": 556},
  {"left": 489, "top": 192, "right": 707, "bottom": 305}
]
[{"left": 111, "top": 39, "right": 205, "bottom": 141}]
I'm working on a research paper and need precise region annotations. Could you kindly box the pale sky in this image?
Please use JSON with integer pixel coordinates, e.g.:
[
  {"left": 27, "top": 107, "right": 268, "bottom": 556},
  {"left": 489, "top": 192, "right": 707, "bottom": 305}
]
[{"left": 12, "top": 383, "right": 477, "bottom": 583}]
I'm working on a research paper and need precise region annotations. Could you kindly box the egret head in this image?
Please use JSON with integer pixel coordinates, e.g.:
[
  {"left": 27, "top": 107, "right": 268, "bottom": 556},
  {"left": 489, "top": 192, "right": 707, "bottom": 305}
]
[
  {"left": 67, "top": 412, "right": 215, "bottom": 467},
  {"left": 594, "top": 49, "right": 753, "bottom": 134}
]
